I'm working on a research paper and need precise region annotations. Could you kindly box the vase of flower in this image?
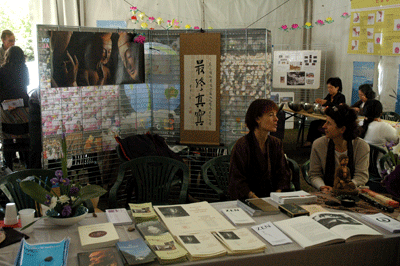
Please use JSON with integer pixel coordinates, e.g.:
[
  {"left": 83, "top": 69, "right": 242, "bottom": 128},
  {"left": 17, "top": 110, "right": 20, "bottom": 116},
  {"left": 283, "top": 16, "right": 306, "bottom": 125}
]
[{"left": 19, "top": 133, "right": 107, "bottom": 230}]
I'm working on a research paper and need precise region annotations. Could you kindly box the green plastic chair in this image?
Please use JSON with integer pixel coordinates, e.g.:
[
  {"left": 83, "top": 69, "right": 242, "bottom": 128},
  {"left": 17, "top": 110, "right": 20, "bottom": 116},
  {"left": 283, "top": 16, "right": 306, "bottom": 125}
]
[
  {"left": 108, "top": 156, "right": 190, "bottom": 208},
  {"left": 201, "top": 155, "right": 231, "bottom": 201},
  {"left": 381, "top": 112, "right": 400, "bottom": 122},
  {"left": 287, "top": 157, "right": 301, "bottom": 191},
  {"left": 0, "top": 169, "right": 55, "bottom": 217},
  {"left": 301, "top": 160, "right": 312, "bottom": 187},
  {"left": 0, "top": 169, "right": 95, "bottom": 216}
]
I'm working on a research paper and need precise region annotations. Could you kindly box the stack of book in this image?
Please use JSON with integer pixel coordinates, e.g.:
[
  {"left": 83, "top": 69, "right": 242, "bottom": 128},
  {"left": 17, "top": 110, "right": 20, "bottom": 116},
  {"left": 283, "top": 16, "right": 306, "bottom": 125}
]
[
  {"left": 78, "top": 248, "right": 123, "bottom": 266},
  {"left": 129, "top": 202, "right": 158, "bottom": 224},
  {"left": 116, "top": 238, "right": 157, "bottom": 265},
  {"left": 213, "top": 228, "right": 267, "bottom": 255},
  {"left": 136, "top": 220, "right": 187, "bottom": 264},
  {"left": 237, "top": 198, "right": 280, "bottom": 216},
  {"left": 270, "top": 190, "right": 317, "bottom": 205},
  {"left": 175, "top": 232, "right": 227, "bottom": 261},
  {"left": 220, "top": 207, "right": 255, "bottom": 225},
  {"left": 78, "top": 222, "right": 120, "bottom": 250}
]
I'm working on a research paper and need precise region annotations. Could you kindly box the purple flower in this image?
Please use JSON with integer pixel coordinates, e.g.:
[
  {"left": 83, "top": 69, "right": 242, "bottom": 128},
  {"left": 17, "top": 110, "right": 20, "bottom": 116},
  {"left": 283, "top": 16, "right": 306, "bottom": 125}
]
[
  {"left": 70, "top": 185, "right": 80, "bottom": 195},
  {"left": 50, "top": 178, "right": 59, "bottom": 186},
  {"left": 380, "top": 169, "right": 388, "bottom": 176},
  {"left": 55, "top": 170, "right": 63, "bottom": 178},
  {"left": 61, "top": 205, "right": 72, "bottom": 217},
  {"left": 60, "top": 178, "right": 70, "bottom": 186},
  {"left": 44, "top": 194, "right": 52, "bottom": 205}
]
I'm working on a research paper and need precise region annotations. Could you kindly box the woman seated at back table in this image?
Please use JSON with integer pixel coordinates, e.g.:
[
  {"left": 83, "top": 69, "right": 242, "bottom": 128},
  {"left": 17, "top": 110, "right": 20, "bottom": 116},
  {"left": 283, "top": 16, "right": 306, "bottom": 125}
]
[
  {"left": 228, "top": 99, "right": 291, "bottom": 200},
  {"left": 304, "top": 77, "right": 346, "bottom": 147},
  {"left": 351, "top": 84, "right": 376, "bottom": 116},
  {"left": 309, "top": 104, "right": 369, "bottom": 192},
  {"left": 361, "top": 99, "right": 399, "bottom": 150}
]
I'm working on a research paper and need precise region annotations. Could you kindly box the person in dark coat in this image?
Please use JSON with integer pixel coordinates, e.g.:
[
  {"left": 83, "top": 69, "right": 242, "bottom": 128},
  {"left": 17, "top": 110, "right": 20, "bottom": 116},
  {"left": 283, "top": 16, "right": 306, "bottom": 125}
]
[
  {"left": 304, "top": 77, "right": 346, "bottom": 146},
  {"left": 228, "top": 99, "right": 291, "bottom": 200}
]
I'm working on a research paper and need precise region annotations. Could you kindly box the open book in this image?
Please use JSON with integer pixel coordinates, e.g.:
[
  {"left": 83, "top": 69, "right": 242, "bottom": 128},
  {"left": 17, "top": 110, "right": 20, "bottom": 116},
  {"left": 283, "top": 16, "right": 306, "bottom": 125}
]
[{"left": 274, "top": 212, "right": 382, "bottom": 249}]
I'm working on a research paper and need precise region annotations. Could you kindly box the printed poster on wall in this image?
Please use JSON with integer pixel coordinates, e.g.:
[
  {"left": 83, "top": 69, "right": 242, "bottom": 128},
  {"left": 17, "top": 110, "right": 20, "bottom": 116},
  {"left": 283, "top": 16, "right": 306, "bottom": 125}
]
[
  {"left": 396, "top": 65, "right": 400, "bottom": 114},
  {"left": 348, "top": 0, "right": 400, "bottom": 56},
  {"left": 273, "top": 50, "right": 321, "bottom": 89},
  {"left": 351, "top": 62, "right": 375, "bottom": 105}
]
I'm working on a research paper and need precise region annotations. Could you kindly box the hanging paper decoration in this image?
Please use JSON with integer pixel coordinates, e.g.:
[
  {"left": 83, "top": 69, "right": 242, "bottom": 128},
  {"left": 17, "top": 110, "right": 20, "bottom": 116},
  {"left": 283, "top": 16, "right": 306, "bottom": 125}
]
[
  {"left": 156, "top": 17, "right": 164, "bottom": 25},
  {"left": 208, "top": 26, "right": 213, "bottom": 29},
  {"left": 279, "top": 25, "right": 289, "bottom": 32},
  {"left": 138, "top": 12, "right": 146, "bottom": 21},
  {"left": 130, "top": 6, "right": 137, "bottom": 14},
  {"left": 303, "top": 22, "right": 313, "bottom": 29},
  {"left": 185, "top": 24, "right": 192, "bottom": 29},
  {"left": 173, "top": 19, "right": 180, "bottom": 29},
  {"left": 148, "top": 17, "right": 155, "bottom": 23},
  {"left": 131, "top": 15, "right": 137, "bottom": 22},
  {"left": 325, "top": 17, "right": 334, "bottom": 24},
  {"left": 291, "top": 24, "right": 300, "bottom": 30},
  {"left": 194, "top": 26, "right": 200, "bottom": 30},
  {"left": 141, "top": 22, "right": 148, "bottom": 29},
  {"left": 341, "top": 12, "right": 350, "bottom": 19},
  {"left": 315, "top": 19, "right": 325, "bottom": 26}
]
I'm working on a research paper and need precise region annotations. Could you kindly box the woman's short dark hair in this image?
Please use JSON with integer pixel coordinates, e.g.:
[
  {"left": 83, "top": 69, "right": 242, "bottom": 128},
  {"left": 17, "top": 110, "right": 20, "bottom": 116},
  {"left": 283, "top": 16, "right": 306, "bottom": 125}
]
[
  {"left": 245, "top": 99, "right": 278, "bottom": 131},
  {"left": 327, "top": 77, "right": 343, "bottom": 93},
  {"left": 324, "top": 104, "right": 359, "bottom": 140},
  {"left": 4, "top": 46, "right": 25, "bottom": 65},
  {"left": 358, "top": 84, "right": 376, "bottom": 100}
]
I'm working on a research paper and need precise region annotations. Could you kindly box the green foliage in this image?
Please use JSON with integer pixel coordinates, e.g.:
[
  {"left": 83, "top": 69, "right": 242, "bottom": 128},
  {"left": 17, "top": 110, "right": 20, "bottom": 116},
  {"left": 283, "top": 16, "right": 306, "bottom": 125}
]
[
  {"left": 19, "top": 180, "right": 51, "bottom": 205},
  {"left": 0, "top": 3, "right": 34, "bottom": 61}
]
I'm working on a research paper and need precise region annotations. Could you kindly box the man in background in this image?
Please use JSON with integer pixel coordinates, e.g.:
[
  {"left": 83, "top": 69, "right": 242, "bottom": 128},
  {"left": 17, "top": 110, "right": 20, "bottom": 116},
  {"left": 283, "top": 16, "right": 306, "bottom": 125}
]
[{"left": 0, "top": 30, "right": 15, "bottom": 65}]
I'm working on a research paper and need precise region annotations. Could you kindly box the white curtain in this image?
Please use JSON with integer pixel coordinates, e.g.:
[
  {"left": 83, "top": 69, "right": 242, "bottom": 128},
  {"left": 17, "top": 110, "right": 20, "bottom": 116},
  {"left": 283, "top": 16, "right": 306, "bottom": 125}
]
[{"left": 30, "top": 0, "right": 80, "bottom": 26}]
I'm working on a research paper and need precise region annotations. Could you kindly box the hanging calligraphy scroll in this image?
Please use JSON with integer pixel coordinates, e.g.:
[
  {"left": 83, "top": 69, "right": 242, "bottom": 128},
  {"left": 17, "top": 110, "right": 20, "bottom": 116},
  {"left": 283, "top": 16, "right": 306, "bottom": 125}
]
[{"left": 180, "top": 33, "right": 221, "bottom": 145}]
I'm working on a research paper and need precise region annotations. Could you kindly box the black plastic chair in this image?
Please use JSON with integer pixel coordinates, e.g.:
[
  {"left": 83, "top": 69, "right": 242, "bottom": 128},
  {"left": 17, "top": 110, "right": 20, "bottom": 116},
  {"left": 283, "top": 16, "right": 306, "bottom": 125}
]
[
  {"left": 381, "top": 112, "right": 400, "bottom": 122},
  {"left": 109, "top": 156, "right": 190, "bottom": 208}
]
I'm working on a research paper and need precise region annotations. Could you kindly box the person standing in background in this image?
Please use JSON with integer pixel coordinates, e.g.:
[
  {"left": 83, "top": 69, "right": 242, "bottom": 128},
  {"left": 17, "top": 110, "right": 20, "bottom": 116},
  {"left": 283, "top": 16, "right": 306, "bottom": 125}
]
[
  {"left": 0, "top": 46, "right": 30, "bottom": 170},
  {"left": 0, "top": 30, "right": 15, "bottom": 65}
]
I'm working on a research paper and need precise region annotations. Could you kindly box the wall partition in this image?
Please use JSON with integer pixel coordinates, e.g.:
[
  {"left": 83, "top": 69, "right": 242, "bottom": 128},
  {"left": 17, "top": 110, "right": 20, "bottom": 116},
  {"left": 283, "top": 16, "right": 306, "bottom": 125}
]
[{"left": 37, "top": 25, "right": 271, "bottom": 201}]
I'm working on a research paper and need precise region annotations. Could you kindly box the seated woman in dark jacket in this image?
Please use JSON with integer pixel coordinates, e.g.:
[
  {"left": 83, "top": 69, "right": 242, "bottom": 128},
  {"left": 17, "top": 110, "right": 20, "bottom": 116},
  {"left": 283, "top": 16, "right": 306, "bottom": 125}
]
[
  {"left": 228, "top": 99, "right": 291, "bottom": 200},
  {"left": 304, "top": 77, "right": 346, "bottom": 146},
  {"left": 351, "top": 83, "right": 376, "bottom": 116}
]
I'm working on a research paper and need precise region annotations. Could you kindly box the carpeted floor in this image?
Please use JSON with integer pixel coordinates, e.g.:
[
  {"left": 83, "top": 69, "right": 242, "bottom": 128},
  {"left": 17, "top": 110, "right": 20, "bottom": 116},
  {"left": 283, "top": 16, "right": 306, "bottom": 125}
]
[{"left": 281, "top": 127, "right": 317, "bottom": 193}]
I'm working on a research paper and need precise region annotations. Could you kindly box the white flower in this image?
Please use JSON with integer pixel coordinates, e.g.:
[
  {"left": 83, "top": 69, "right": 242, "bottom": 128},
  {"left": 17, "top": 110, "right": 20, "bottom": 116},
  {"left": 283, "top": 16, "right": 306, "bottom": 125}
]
[
  {"left": 71, "top": 196, "right": 77, "bottom": 202},
  {"left": 49, "top": 197, "right": 58, "bottom": 209},
  {"left": 58, "top": 195, "right": 70, "bottom": 204}
]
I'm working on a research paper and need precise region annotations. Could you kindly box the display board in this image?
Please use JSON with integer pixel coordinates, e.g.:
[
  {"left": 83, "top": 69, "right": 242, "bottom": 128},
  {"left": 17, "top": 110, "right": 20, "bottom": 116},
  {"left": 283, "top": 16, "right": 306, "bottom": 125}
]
[
  {"left": 348, "top": 1, "right": 400, "bottom": 56},
  {"left": 179, "top": 33, "right": 221, "bottom": 145},
  {"left": 272, "top": 50, "right": 321, "bottom": 89}
]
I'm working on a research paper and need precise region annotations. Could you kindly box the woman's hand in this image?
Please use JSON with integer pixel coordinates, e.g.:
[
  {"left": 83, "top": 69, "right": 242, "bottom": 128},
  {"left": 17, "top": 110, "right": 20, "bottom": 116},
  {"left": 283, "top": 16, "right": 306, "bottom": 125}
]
[
  {"left": 315, "top": 98, "right": 326, "bottom": 105},
  {"left": 320, "top": 185, "right": 332, "bottom": 192}
]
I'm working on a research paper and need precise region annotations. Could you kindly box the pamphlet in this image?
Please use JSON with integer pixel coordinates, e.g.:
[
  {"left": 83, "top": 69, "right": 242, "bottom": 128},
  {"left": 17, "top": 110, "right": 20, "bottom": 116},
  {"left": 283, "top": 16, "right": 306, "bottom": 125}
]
[
  {"left": 251, "top": 222, "right": 293, "bottom": 246},
  {"left": 361, "top": 213, "right": 400, "bottom": 233},
  {"left": 220, "top": 207, "right": 255, "bottom": 225},
  {"left": 176, "top": 232, "right": 227, "bottom": 261},
  {"left": 15, "top": 238, "right": 70, "bottom": 266},
  {"left": 1, "top": 98, "right": 24, "bottom": 110},
  {"left": 153, "top": 201, "right": 235, "bottom": 236},
  {"left": 213, "top": 228, "right": 266, "bottom": 255},
  {"left": 106, "top": 208, "right": 133, "bottom": 225},
  {"left": 129, "top": 202, "right": 158, "bottom": 224}
]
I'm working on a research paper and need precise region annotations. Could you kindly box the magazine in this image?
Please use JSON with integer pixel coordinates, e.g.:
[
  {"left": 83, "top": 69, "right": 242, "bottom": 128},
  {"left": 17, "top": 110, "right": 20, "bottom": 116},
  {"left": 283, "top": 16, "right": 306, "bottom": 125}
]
[
  {"left": 274, "top": 212, "right": 382, "bottom": 249},
  {"left": 116, "top": 238, "right": 157, "bottom": 265},
  {"left": 213, "top": 228, "right": 267, "bottom": 255}
]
